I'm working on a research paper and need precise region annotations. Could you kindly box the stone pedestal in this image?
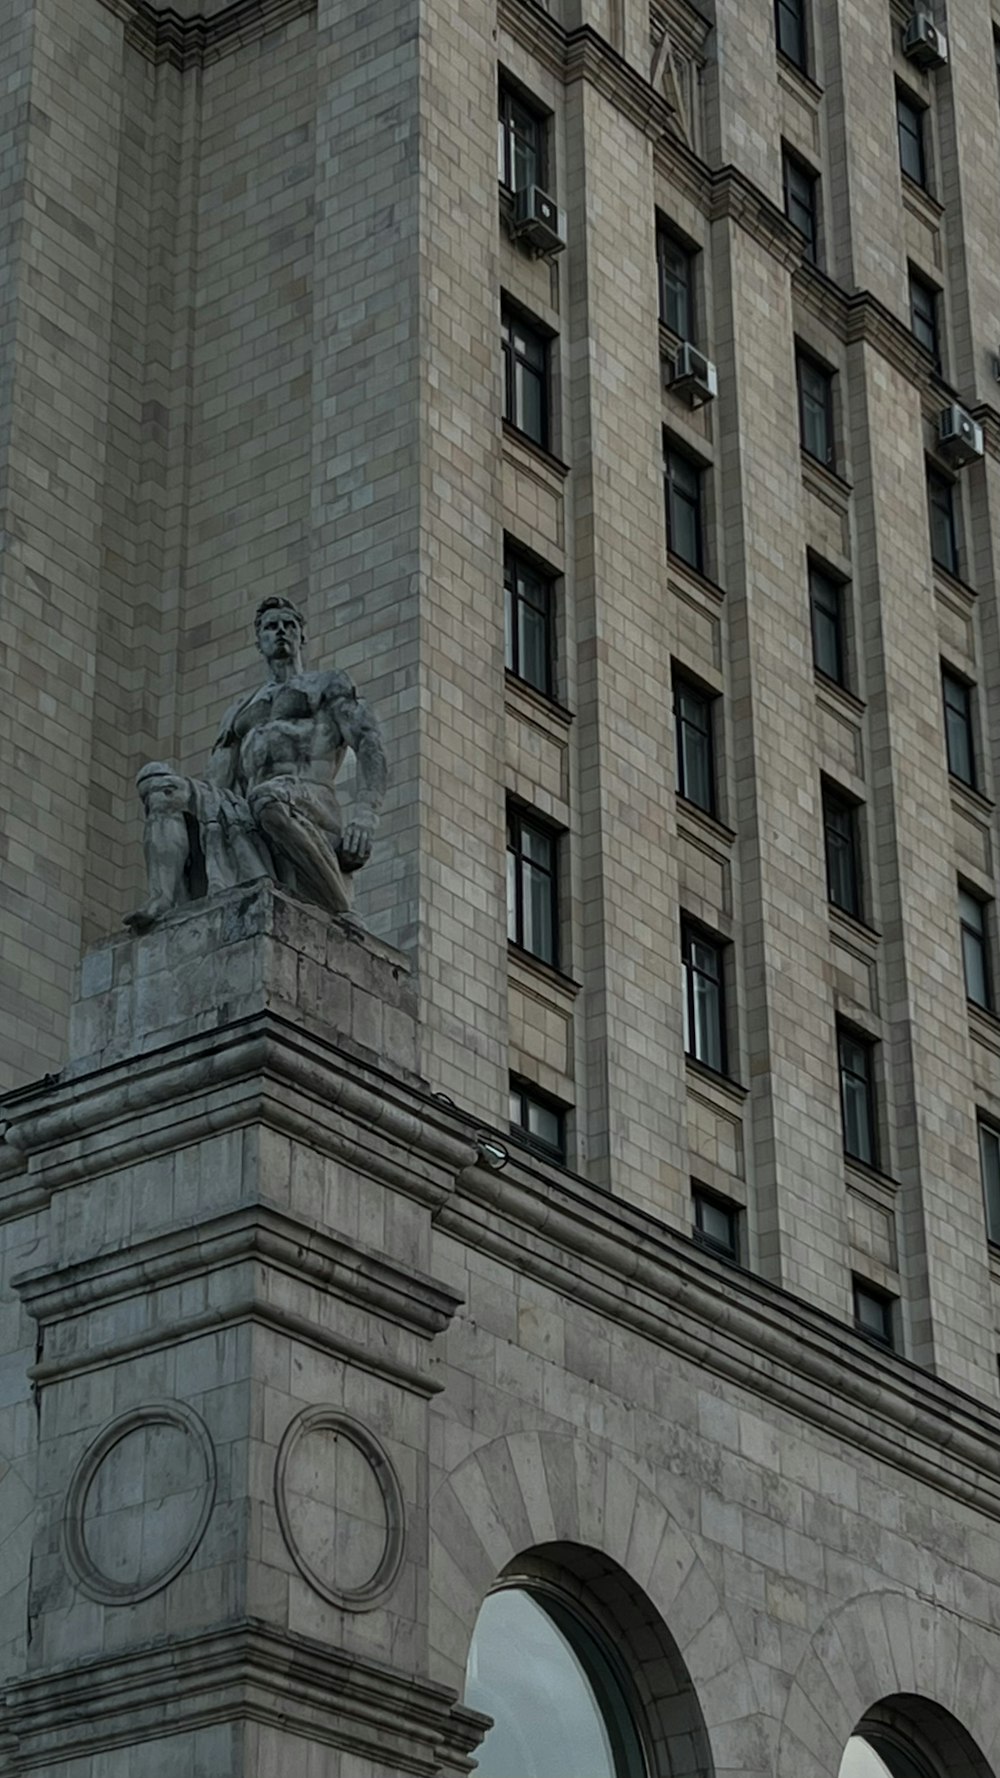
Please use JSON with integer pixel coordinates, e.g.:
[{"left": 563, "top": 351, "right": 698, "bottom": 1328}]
[{"left": 1, "top": 885, "right": 485, "bottom": 1777}]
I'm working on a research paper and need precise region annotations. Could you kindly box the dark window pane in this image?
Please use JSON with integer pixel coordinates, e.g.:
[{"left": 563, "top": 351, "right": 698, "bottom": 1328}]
[
  {"left": 839, "top": 1027, "right": 876, "bottom": 1166},
  {"left": 960, "top": 889, "right": 991, "bottom": 1009},
  {"left": 498, "top": 86, "right": 543, "bottom": 191},
  {"left": 683, "top": 925, "right": 726, "bottom": 1073},
  {"left": 665, "top": 449, "right": 703, "bottom": 571},
  {"left": 510, "top": 1081, "right": 566, "bottom": 1161},
  {"left": 775, "top": 0, "right": 806, "bottom": 68},
  {"left": 928, "top": 471, "right": 958, "bottom": 574},
  {"left": 824, "top": 788, "right": 861, "bottom": 917},
  {"left": 657, "top": 228, "right": 694, "bottom": 339},
  {"left": 505, "top": 552, "right": 554, "bottom": 695},
  {"left": 943, "top": 671, "right": 975, "bottom": 786},
  {"left": 854, "top": 1281, "right": 894, "bottom": 1348},
  {"left": 810, "top": 564, "right": 846, "bottom": 683},
  {"left": 909, "top": 273, "right": 940, "bottom": 364},
  {"left": 694, "top": 1187, "right": 739, "bottom": 1259},
  {"left": 507, "top": 807, "right": 559, "bottom": 966},
  {"left": 798, "top": 354, "right": 834, "bottom": 467},
  {"left": 980, "top": 1123, "right": 1000, "bottom": 1244},
  {"left": 783, "top": 152, "right": 818, "bottom": 262},
  {"left": 675, "top": 678, "right": 715, "bottom": 813},
  {"left": 502, "top": 307, "right": 550, "bottom": 448},
  {"left": 897, "top": 90, "right": 927, "bottom": 186}
]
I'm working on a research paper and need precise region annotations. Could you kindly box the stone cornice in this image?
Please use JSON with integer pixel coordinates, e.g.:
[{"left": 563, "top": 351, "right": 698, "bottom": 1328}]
[
  {"left": 98, "top": 0, "right": 313, "bottom": 68},
  {"left": 650, "top": 0, "right": 714, "bottom": 64},
  {"left": 563, "top": 28, "right": 676, "bottom": 141},
  {"left": 3, "top": 1621, "right": 488, "bottom": 1773}
]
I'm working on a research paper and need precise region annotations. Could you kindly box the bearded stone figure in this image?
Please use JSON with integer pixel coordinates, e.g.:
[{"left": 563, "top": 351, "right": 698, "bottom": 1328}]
[{"left": 126, "top": 598, "right": 387, "bottom": 932}]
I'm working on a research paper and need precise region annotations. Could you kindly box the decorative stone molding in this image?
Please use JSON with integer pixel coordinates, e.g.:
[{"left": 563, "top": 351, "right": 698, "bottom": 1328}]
[
  {"left": 99, "top": 0, "right": 314, "bottom": 68},
  {"left": 275, "top": 1407, "right": 406, "bottom": 1610},
  {"left": 649, "top": 0, "right": 713, "bottom": 65},
  {"left": 62, "top": 1403, "right": 216, "bottom": 1605}
]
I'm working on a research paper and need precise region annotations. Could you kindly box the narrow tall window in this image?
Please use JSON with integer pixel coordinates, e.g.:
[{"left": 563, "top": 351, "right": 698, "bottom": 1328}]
[
  {"left": 942, "top": 669, "right": 976, "bottom": 787},
  {"left": 693, "top": 1185, "right": 740, "bottom": 1260},
  {"left": 510, "top": 1079, "right": 567, "bottom": 1161},
  {"left": 838, "top": 1025, "right": 877, "bottom": 1167},
  {"left": 502, "top": 306, "right": 550, "bottom": 449},
  {"left": 959, "top": 888, "right": 992, "bottom": 1010},
  {"left": 507, "top": 805, "right": 559, "bottom": 966},
  {"left": 497, "top": 82, "right": 545, "bottom": 192},
  {"left": 979, "top": 1121, "right": 1000, "bottom": 1245},
  {"left": 664, "top": 446, "right": 704, "bottom": 572},
  {"left": 927, "top": 469, "right": 958, "bottom": 575},
  {"left": 682, "top": 922, "right": 727, "bottom": 1074},
  {"left": 783, "top": 149, "right": 818, "bottom": 262},
  {"left": 823, "top": 785, "right": 862, "bottom": 918},
  {"left": 504, "top": 549, "right": 555, "bottom": 696},
  {"left": 809, "top": 562, "right": 847, "bottom": 685},
  {"left": 797, "top": 351, "right": 835, "bottom": 467},
  {"left": 853, "top": 1279, "right": 895, "bottom": 1349},
  {"left": 897, "top": 88, "right": 927, "bottom": 187},
  {"left": 909, "top": 270, "right": 940, "bottom": 366},
  {"left": 775, "top": 0, "right": 807, "bottom": 70},
  {"left": 657, "top": 226, "right": 695, "bottom": 340},
  {"left": 674, "top": 675, "right": 716, "bottom": 814}
]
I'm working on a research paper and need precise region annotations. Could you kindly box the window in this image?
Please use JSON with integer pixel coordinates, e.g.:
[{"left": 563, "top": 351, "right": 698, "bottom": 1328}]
[
  {"left": 465, "top": 1586, "right": 646, "bottom": 1778},
  {"left": 979, "top": 1121, "right": 1000, "bottom": 1245},
  {"left": 783, "top": 149, "right": 818, "bottom": 262},
  {"left": 959, "top": 887, "right": 992, "bottom": 1010},
  {"left": 927, "top": 469, "right": 958, "bottom": 575},
  {"left": 505, "top": 548, "right": 555, "bottom": 696},
  {"left": 810, "top": 561, "right": 847, "bottom": 685},
  {"left": 682, "top": 922, "right": 727, "bottom": 1074},
  {"left": 942, "top": 668, "right": 975, "bottom": 787},
  {"left": 797, "top": 350, "right": 835, "bottom": 467},
  {"left": 909, "top": 270, "right": 940, "bottom": 366},
  {"left": 502, "top": 306, "right": 550, "bottom": 449},
  {"left": 693, "top": 1185, "right": 740, "bottom": 1260},
  {"left": 674, "top": 674, "right": 716, "bottom": 814},
  {"left": 853, "top": 1279, "right": 895, "bottom": 1349},
  {"left": 498, "top": 82, "right": 545, "bottom": 193},
  {"left": 823, "top": 784, "right": 862, "bottom": 918},
  {"left": 897, "top": 88, "right": 927, "bottom": 187},
  {"left": 775, "top": 0, "right": 807, "bottom": 69},
  {"left": 507, "top": 805, "right": 559, "bottom": 966},
  {"left": 838, "top": 1024, "right": 877, "bottom": 1167},
  {"left": 510, "top": 1080, "right": 567, "bottom": 1162},
  {"left": 657, "top": 225, "right": 694, "bottom": 340},
  {"left": 664, "top": 445, "right": 703, "bottom": 572},
  {"left": 840, "top": 1729, "right": 943, "bottom": 1778}
]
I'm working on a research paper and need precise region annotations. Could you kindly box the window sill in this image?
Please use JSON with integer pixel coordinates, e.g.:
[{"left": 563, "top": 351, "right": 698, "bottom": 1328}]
[
  {"left": 502, "top": 420, "right": 570, "bottom": 479},
  {"left": 901, "top": 172, "right": 943, "bottom": 225},
  {"left": 814, "top": 672, "right": 866, "bottom": 720},
  {"left": 508, "top": 942, "right": 580, "bottom": 1000},
  {"left": 667, "top": 551, "right": 725, "bottom": 603},
  {"left": 676, "top": 797, "right": 736, "bottom": 849},
  {"left": 843, "top": 1154, "right": 894, "bottom": 1192},
  {"left": 932, "top": 563, "right": 977, "bottom": 607},
  {"left": 685, "top": 1057, "right": 749, "bottom": 1101},
  {"left": 776, "top": 53, "right": 823, "bottom": 104},
  {"left": 988, "top": 1243, "right": 1000, "bottom": 1288},
  {"left": 505, "top": 671, "right": 574, "bottom": 729},
  {"left": 950, "top": 777, "right": 994, "bottom": 821},
  {"left": 801, "top": 449, "right": 851, "bottom": 498},
  {"left": 969, "top": 1003, "right": 1000, "bottom": 1059},
  {"left": 830, "top": 906, "right": 882, "bottom": 948}
]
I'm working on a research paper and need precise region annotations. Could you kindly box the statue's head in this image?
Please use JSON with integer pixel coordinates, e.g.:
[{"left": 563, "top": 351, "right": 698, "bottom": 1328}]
[{"left": 254, "top": 596, "right": 306, "bottom": 663}]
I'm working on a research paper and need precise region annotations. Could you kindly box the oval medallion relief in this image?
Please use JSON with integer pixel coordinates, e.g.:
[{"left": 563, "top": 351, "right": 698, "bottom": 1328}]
[
  {"left": 63, "top": 1403, "right": 217, "bottom": 1605},
  {"left": 274, "top": 1407, "right": 405, "bottom": 1610}
]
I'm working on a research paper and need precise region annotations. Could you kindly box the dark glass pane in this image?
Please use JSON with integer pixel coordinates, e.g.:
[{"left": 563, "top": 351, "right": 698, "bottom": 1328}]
[
  {"left": 799, "top": 358, "right": 833, "bottom": 465},
  {"left": 519, "top": 600, "right": 550, "bottom": 693},
  {"left": 897, "top": 93, "right": 926, "bottom": 185},
  {"left": 825, "top": 796, "right": 860, "bottom": 917},
  {"left": 810, "top": 567, "right": 844, "bottom": 682},
  {"left": 928, "top": 474, "right": 958, "bottom": 574},
  {"left": 687, "top": 936, "right": 723, "bottom": 1072},
  {"left": 980, "top": 1125, "right": 1000, "bottom": 1244},
  {"left": 676, "top": 682, "right": 714, "bottom": 811},
  {"left": 666, "top": 453, "right": 702, "bottom": 570},
  {"left": 515, "top": 360, "right": 545, "bottom": 442},
  {"left": 784, "top": 155, "right": 817, "bottom": 260},
  {"left": 776, "top": 0, "right": 806, "bottom": 67},
  {"left": 854, "top": 1286, "right": 892, "bottom": 1346},
  {"left": 840, "top": 1033, "right": 874, "bottom": 1165},
  {"left": 506, "top": 848, "right": 519, "bottom": 943},
  {"left": 695, "top": 1190, "right": 738, "bottom": 1258},
  {"left": 943, "top": 673, "right": 974, "bottom": 784},
  {"left": 909, "top": 276, "right": 939, "bottom": 361},
  {"left": 658, "top": 231, "right": 693, "bottom": 338},
  {"left": 960, "top": 890, "right": 990, "bottom": 1007}
]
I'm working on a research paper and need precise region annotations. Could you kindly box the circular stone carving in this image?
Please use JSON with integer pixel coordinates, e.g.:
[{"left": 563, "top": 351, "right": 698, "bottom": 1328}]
[
  {"left": 274, "top": 1407, "right": 405, "bottom": 1610},
  {"left": 63, "top": 1403, "right": 216, "bottom": 1605}
]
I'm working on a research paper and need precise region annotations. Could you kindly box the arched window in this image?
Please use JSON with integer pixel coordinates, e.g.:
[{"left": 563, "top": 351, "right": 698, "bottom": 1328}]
[
  {"left": 840, "top": 1734, "right": 936, "bottom": 1778},
  {"left": 464, "top": 1584, "right": 646, "bottom": 1778}
]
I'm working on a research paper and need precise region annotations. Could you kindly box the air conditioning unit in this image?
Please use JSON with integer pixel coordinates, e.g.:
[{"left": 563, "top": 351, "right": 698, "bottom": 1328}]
[
  {"left": 512, "top": 186, "right": 566, "bottom": 255},
  {"left": 938, "top": 406, "right": 984, "bottom": 468},
  {"left": 668, "top": 342, "right": 718, "bottom": 407},
  {"left": 902, "top": 13, "right": 948, "bottom": 70}
]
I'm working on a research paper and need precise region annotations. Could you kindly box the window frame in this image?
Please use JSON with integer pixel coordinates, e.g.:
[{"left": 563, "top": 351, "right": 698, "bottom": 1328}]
[
  {"left": 506, "top": 802, "right": 560, "bottom": 968},
  {"left": 682, "top": 919, "right": 728, "bottom": 1076},
  {"left": 673, "top": 671, "right": 717, "bottom": 816},
  {"left": 782, "top": 148, "right": 819, "bottom": 263},
  {"left": 823, "top": 782, "right": 862, "bottom": 919},
  {"left": 692, "top": 1184, "right": 741, "bottom": 1261},
  {"left": 656, "top": 224, "right": 695, "bottom": 342},
  {"left": 942, "top": 667, "right": 976, "bottom": 788},
  {"left": 796, "top": 348, "right": 836, "bottom": 469},
  {"left": 504, "top": 545, "right": 556, "bottom": 698},
  {"left": 959, "top": 885, "right": 992, "bottom": 1011},
  {"left": 497, "top": 79, "right": 546, "bottom": 194},
  {"left": 775, "top": 0, "right": 808, "bottom": 71},
  {"left": 509, "top": 1077, "right": 568, "bottom": 1162},
  {"left": 838, "top": 1022, "right": 878, "bottom": 1169},
  {"left": 908, "top": 268, "right": 941, "bottom": 367},
  {"left": 927, "top": 467, "right": 959, "bottom": 576},
  {"left": 664, "top": 443, "right": 704, "bottom": 573},
  {"left": 809, "top": 559, "right": 848, "bottom": 686},
  {"left": 979, "top": 1119, "right": 1000, "bottom": 1246},
  {"left": 853, "top": 1278, "right": 895, "bottom": 1349},
  {"left": 897, "top": 86, "right": 928, "bottom": 188},
  {"left": 501, "top": 303, "right": 551, "bottom": 451}
]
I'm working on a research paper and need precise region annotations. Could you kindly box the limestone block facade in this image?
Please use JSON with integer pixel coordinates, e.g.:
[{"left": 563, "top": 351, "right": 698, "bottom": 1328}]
[{"left": 3, "top": 0, "right": 1000, "bottom": 1773}]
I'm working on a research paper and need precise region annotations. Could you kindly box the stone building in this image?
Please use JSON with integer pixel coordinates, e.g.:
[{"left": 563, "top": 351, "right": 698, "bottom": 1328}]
[{"left": 2, "top": 0, "right": 1000, "bottom": 1773}]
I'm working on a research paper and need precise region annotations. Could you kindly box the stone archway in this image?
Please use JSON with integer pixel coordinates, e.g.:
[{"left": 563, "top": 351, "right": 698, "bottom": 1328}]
[
  {"left": 430, "top": 1430, "right": 771, "bottom": 1776},
  {"left": 776, "top": 1589, "right": 1000, "bottom": 1778}
]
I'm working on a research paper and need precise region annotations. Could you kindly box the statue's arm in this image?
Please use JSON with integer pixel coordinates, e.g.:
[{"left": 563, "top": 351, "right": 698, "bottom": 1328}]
[
  {"left": 205, "top": 702, "right": 242, "bottom": 790},
  {"left": 328, "top": 681, "right": 387, "bottom": 866}
]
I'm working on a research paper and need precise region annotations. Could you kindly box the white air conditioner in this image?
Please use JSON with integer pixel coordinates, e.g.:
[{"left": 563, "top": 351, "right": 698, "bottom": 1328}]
[
  {"left": 902, "top": 13, "right": 948, "bottom": 70},
  {"left": 937, "top": 405, "right": 984, "bottom": 468},
  {"left": 512, "top": 186, "right": 566, "bottom": 255},
  {"left": 668, "top": 342, "right": 718, "bottom": 407}
]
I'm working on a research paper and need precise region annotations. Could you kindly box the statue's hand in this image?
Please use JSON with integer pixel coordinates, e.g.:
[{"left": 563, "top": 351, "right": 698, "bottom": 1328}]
[{"left": 339, "top": 808, "right": 376, "bottom": 871}]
